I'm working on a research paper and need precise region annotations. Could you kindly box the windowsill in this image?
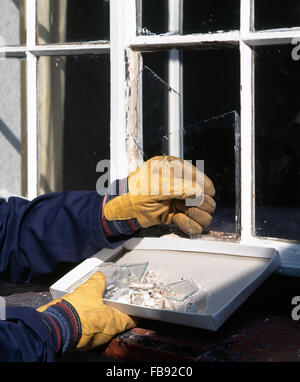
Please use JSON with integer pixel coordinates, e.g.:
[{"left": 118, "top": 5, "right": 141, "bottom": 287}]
[{"left": 134, "top": 225, "right": 240, "bottom": 243}]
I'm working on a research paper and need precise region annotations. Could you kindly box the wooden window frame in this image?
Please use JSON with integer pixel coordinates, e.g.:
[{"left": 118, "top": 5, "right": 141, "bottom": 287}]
[{"left": 2, "top": 0, "right": 300, "bottom": 275}]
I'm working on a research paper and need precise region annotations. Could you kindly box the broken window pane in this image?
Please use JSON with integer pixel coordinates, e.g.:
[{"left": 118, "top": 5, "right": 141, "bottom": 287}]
[
  {"left": 184, "top": 112, "right": 240, "bottom": 235},
  {"left": 138, "top": 0, "right": 240, "bottom": 36},
  {"left": 0, "top": 0, "right": 26, "bottom": 46},
  {"left": 183, "top": 48, "right": 240, "bottom": 234},
  {"left": 0, "top": 58, "right": 27, "bottom": 197},
  {"left": 255, "top": 45, "right": 300, "bottom": 241},
  {"left": 142, "top": 51, "right": 175, "bottom": 159},
  {"left": 255, "top": 0, "right": 300, "bottom": 30},
  {"left": 142, "top": 48, "right": 240, "bottom": 234},
  {"left": 37, "top": 0, "right": 109, "bottom": 45},
  {"left": 38, "top": 54, "right": 110, "bottom": 194}
]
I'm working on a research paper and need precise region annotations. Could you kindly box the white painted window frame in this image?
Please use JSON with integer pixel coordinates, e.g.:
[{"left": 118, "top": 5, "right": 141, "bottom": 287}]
[
  {"left": 2, "top": 0, "right": 300, "bottom": 275},
  {"left": 122, "top": 0, "right": 300, "bottom": 276}
]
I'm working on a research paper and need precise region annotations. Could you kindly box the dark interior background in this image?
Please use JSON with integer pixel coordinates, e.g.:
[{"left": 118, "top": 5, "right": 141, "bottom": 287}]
[
  {"left": 255, "top": 44, "right": 300, "bottom": 240},
  {"left": 141, "top": 0, "right": 239, "bottom": 35},
  {"left": 255, "top": 0, "right": 300, "bottom": 30},
  {"left": 142, "top": 48, "right": 241, "bottom": 233},
  {"left": 66, "top": 0, "right": 109, "bottom": 42}
]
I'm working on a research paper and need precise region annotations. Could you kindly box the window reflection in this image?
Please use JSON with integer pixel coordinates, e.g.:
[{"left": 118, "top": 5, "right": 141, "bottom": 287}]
[
  {"left": 37, "top": 0, "right": 109, "bottom": 44},
  {"left": 0, "top": 0, "right": 26, "bottom": 46},
  {"left": 38, "top": 54, "right": 110, "bottom": 194},
  {"left": 0, "top": 58, "right": 27, "bottom": 196}
]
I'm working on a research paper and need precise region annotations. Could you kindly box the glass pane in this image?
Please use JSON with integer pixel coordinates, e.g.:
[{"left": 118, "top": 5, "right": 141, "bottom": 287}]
[
  {"left": 142, "top": 48, "right": 240, "bottom": 234},
  {"left": 138, "top": 0, "right": 240, "bottom": 36},
  {"left": 183, "top": 48, "right": 240, "bottom": 234},
  {"left": 255, "top": 45, "right": 300, "bottom": 241},
  {"left": 255, "top": 0, "right": 300, "bottom": 30},
  {"left": 142, "top": 52, "right": 171, "bottom": 159},
  {"left": 0, "top": 0, "right": 26, "bottom": 46},
  {"left": 0, "top": 58, "right": 27, "bottom": 197},
  {"left": 37, "top": 0, "right": 109, "bottom": 44},
  {"left": 38, "top": 54, "right": 110, "bottom": 194}
]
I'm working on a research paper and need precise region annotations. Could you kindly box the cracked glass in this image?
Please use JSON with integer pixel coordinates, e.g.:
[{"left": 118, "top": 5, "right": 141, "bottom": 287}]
[
  {"left": 142, "top": 51, "right": 181, "bottom": 158},
  {"left": 137, "top": 0, "right": 240, "bottom": 36},
  {"left": 255, "top": 45, "right": 300, "bottom": 241},
  {"left": 255, "top": 0, "right": 300, "bottom": 31},
  {"left": 141, "top": 48, "right": 240, "bottom": 235}
]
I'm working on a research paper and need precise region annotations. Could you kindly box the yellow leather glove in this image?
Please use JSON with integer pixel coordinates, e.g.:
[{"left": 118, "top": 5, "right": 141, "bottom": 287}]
[
  {"left": 37, "top": 272, "right": 136, "bottom": 355},
  {"left": 103, "top": 155, "right": 216, "bottom": 236}
]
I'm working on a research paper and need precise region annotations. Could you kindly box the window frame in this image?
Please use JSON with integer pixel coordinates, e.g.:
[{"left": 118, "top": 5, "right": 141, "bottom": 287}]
[
  {"left": 124, "top": 0, "right": 300, "bottom": 276},
  {"left": 2, "top": 0, "right": 300, "bottom": 275}
]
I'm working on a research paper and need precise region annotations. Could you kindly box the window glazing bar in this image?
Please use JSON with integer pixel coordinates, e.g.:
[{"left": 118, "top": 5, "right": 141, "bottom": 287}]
[
  {"left": 26, "top": 0, "right": 38, "bottom": 199},
  {"left": 167, "top": 0, "right": 183, "bottom": 157},
  {"left": 128, "top": 31, "right": 240, "bottom": 50}
]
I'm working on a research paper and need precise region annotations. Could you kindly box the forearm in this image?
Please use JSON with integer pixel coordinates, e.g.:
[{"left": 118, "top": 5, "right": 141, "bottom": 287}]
[
  {"left": 0, "top": 191, "right": 124, "bottom": 283},
  {"left": 0, "top": 307, "right": 57, "bottom": 362}
]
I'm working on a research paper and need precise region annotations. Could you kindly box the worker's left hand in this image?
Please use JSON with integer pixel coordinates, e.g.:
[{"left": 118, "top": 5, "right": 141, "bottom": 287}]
[{"left": 37, "top": 272, "right": 136, "bottom": 355}]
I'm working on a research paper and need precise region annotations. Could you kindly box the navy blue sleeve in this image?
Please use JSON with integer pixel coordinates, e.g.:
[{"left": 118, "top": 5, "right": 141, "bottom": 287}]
[
  {"left": 0, "top": 191, "right": 124, "bottom": 283},
  {"left": 0, "top": 191, "right": 126, "bottom": 361},
  {"left": 0, "top": 307, "right": 56, "bottom": 362}
]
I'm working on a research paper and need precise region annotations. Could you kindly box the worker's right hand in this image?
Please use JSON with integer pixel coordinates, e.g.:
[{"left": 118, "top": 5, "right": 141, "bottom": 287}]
[
  {"left": 38, "top": 272, "right": 137, "bottom": 356},
  {"left": 102, "top": 155, "right": 216, "bottom": 236}
]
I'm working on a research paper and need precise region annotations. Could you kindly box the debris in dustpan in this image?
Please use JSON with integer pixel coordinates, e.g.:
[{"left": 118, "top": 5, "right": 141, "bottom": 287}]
[
  {"left": 162, "top": 279, "right": 199, "bottom": 301},
  {"left": 100, "top": 263, "right": 208, "bottom": 315}
]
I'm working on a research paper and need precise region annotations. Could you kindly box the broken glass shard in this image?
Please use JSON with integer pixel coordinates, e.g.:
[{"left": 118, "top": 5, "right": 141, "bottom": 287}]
[
  {"left": 97, "top": 262, "right": 130, "bottom": 287},
  {"left": 184, "top": 290, "right": 208, "bottom": 314},
  {"left": 102, "top": 268, "right": 208, "bottom": 314},
  {"left": 184, "top": 111, "right": 241, "bottom": 236},
  {"left": 162, "top": 279, "right": 198, "bottom": 301},
  {"left": 126, "top": 262, "right": 148, "bottom": 281}
]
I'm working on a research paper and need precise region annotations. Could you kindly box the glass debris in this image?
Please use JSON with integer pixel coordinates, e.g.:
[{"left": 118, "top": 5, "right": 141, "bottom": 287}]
[
  {"left": 102, "top": 263, "right": 208, "bottom": 315},
  {"left": 162, "top": 279, "right": 198, "bottom": 301},
  {"left": 126, "top": 262, "right": 149, "bottom": 281}
]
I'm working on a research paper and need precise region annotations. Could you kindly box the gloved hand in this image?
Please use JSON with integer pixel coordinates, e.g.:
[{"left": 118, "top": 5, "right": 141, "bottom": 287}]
[
  {"left": 37, "top": 272, "right": 136, "bottom": 356},
  {"left": 102, "top": 155, "right": 216, "bottom": 236}
]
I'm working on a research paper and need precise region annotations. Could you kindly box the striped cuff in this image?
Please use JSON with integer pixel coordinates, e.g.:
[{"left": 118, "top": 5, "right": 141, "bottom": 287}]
[
  {"left": 41, "top": 300, "right": 81, "bottom": 357},
  {"left": 102, "top": 178, "right": 141, "bottom": 237}
]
